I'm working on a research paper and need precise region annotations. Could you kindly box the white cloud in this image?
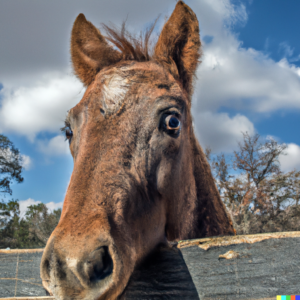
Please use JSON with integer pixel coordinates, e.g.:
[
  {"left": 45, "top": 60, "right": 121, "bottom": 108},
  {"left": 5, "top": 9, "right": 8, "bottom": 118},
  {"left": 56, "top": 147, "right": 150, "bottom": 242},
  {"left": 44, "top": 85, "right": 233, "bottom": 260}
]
[
  {"left": 195, "top": 39, "right": 300, "bottom": 113},
  {"left": 0, "top": 0, "right": 175, "bottom": 78},
  {"left": 279, "top": 143, "right": 300, "bottom": 172},
  {"left": 0, "top": 0, "right": 299, "bottom": 157},
  {"left": 191, "top": 0, "right": 300, "bottom": 114},
  {"left": 193, "top": 111, "right": 255, "bottom": 152},
  {"left": 18, "top": 198, "right": 40, "bottom": 219},
  {"left": 0, "top": 147, "right": 32, "bottom": 170},
  {"left": 45, "top": 201, "right": 64, "bottom": 212},
  {"left": 186, "top": 0, "right": 300, "bottom": 153},
  {"left": 190, "top": 0, "right": 247, "bottom": 37},
  {"left": 0, "top": 71, "right": 85, "bottom": 140},
  {"left": 18, "top": 198, "right": 63, "bottom": 219},
  {"left": 21, "top": 154, "right": 32, "bottom": 170},
  {"left": 37, "top": 135, "right": 70, "bottom": 156}
]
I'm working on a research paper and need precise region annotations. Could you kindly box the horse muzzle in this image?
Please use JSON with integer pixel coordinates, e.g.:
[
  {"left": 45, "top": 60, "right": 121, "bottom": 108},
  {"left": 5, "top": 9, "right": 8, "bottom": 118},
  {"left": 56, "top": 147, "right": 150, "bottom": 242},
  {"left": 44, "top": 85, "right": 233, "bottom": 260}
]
[{"left": 40, "top": 234, "right": 124, "bottom": 300}]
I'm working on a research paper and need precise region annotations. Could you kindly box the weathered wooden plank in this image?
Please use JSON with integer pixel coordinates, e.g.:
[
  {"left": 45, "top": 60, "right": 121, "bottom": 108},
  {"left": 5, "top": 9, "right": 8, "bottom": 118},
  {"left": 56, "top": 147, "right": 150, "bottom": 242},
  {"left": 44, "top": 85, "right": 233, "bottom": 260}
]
[
  {"left": 0, "top": 246, "right": 199, "bottom": 299},
  {"left": 1, "top": 232, "right": 300, "bottom": 299},
  {"left": 178, "top": 231, "right": 300, "bottom": 250},
  {"left": 179, "top": 231, "right": 300, "bottom": 299}
]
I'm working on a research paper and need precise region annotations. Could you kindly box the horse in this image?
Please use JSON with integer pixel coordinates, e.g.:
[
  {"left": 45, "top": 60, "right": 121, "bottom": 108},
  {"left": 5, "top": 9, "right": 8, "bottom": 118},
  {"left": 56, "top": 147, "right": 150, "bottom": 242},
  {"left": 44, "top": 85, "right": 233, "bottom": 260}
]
[{"left": 40, "top": 1, "right": 235, "bottom": 299}]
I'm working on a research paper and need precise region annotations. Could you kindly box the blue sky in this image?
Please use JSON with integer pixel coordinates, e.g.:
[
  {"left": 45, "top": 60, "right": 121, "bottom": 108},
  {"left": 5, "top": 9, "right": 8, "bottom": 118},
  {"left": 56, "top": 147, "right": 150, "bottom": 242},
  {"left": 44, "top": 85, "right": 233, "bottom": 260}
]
[
  {"left": 233, "top": 0, "right": 300, "bottom": 66},
  {"left": 229, "top": 0, "right": 300, "bottom": 145},
  {"left": 0, "top": 0, "right": 299, "bottom": 214},
  {"left": 227, "top": 2, "right": 300, "bottom": 142}
]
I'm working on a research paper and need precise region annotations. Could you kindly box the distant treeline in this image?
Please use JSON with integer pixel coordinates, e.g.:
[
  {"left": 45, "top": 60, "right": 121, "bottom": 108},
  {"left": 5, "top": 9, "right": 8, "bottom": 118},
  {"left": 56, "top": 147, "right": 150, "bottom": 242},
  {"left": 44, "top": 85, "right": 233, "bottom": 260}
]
[{"left": 0, "top": 201, "right": 61, "bottom": 249}]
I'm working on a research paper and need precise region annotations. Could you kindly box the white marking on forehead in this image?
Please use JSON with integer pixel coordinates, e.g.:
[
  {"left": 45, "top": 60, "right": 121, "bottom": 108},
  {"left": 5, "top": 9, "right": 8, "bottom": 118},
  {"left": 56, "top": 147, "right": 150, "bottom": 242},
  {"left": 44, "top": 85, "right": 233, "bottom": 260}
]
[
  {"left": 66, "top": 257, "right": 78, "bottom": 269},
  {"left": 102, "top": 73, "right": 130, "bottom": 115}
]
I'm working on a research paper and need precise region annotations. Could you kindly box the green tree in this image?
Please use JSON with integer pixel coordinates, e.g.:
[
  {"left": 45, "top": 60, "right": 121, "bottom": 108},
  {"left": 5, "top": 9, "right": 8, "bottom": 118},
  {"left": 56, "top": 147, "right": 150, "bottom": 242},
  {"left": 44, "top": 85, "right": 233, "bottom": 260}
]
[
  {"left": 0, "top": 134, "right": 24, "bottom": 195},
  {"left": 0, "top": 200, "right": 61, "bottom": 248},
  {"left": 0, "top": 134, "right": 61, "bottom": 248},
  {"left": 26, "top": 203, "right": 61, "bottom": 244},
  {"left": 0, "top": 200, "right": 34, "bottom": 249}
]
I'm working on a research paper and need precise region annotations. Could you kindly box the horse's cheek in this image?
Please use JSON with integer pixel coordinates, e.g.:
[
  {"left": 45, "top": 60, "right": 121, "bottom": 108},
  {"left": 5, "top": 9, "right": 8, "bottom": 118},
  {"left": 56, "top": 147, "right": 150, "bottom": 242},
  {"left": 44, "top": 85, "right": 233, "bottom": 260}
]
[{"left": 156, "top": 160, "right": 173, "bottom": 195}]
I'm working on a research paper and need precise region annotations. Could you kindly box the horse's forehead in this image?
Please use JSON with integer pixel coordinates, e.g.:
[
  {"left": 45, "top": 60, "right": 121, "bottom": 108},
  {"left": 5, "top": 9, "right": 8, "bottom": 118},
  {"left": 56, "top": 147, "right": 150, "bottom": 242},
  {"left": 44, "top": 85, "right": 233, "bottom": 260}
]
[{"left": 72, "top": 62, "right": 183, "bottom": 118}]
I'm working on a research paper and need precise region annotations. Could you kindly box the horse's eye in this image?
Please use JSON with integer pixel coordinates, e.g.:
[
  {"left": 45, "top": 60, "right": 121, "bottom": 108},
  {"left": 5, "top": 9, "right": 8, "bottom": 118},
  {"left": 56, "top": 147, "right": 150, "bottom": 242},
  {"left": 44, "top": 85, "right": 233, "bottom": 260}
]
[
  {"left": 61, "top": 122, "right": 73, "bottom": 142},
  {"left": 165, "top": 115, "right": 181, "bottom": 132},
  {"left": 65, "top": 127, "right": 73, "bottom": 140}
]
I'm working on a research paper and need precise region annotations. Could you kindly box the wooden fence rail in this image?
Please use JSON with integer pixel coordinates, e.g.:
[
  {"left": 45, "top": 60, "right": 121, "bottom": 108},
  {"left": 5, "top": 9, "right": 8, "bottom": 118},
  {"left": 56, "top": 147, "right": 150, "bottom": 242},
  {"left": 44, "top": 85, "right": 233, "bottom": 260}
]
[{"left": 1, "top": 231, "right": 300, "bottom": 299}]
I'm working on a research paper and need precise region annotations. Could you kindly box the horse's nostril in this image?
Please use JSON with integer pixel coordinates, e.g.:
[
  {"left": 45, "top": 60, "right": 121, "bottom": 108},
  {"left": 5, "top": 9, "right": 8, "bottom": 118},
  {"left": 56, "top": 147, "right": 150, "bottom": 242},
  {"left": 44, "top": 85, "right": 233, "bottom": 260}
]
[
  {"left": 84, "top": 246, "right": 113, "bottom": 283},
  {"left": 43, "top": 258, "right": 50, "bottom": 278}
]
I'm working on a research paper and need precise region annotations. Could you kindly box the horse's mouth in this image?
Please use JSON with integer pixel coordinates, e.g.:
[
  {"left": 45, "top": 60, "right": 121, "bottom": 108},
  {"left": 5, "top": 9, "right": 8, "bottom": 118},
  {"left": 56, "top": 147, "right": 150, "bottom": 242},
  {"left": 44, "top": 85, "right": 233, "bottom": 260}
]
[{"left": 43, "top": 270, "right": 115, "bottom": 300}]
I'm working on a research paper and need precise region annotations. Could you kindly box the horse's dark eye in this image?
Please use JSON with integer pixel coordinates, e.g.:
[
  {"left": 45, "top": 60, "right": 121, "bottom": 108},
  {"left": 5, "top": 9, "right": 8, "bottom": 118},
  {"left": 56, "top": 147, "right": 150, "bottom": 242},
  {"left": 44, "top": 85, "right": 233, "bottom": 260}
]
[
  {"left": 61, "top": 121, "right": 73, "bottom": 142},
  {"left": 165, "top": 115, "right": 181, "bottom": 132},
  {"left": 65, "top": 127, "right": 73, "bottom": 140}
]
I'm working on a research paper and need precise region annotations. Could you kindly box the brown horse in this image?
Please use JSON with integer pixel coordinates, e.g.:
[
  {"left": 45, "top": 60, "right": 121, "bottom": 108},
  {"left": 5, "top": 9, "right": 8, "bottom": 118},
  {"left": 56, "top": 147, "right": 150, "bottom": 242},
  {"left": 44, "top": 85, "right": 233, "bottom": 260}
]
[{"left": 40, "top": 1, "right": 234, "bottom": 299}]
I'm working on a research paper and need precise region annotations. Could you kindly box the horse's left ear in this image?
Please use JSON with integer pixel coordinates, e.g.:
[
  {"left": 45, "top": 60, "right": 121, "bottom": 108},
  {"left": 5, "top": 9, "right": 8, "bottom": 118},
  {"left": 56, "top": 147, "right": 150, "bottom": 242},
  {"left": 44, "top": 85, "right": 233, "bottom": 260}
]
[
  {"left": 155, "top": 1, "right": 201, "bottom": 96},
  {"left": 71, "top": 14, "right": 122, "bottom": 86}
]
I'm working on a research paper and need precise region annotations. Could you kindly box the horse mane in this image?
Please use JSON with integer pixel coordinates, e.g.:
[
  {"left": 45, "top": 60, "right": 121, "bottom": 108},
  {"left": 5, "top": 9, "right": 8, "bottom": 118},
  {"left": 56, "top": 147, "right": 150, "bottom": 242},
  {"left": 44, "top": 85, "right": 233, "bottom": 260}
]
[{"left": 102, "top": 21, "right": 157, "bottom": 62}]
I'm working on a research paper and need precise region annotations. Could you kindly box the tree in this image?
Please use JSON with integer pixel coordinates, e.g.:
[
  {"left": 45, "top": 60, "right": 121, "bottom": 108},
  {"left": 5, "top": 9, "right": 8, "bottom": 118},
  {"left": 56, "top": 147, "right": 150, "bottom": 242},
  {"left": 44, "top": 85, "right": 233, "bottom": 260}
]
[
  {"left": 0, "top": 134, "right": 61, "bottom": 248},
  {"left": 0, "top": 200, "right": 34, "bottom": 249},
  {"left": 206, "top": 132, "right": 300, "bottom": 234},
  {"left": 26, "top": 203, "right": 61, "bottom": 244},
  {"left": 0, "top": 134, "right": 23, "bottom": 195},
  {"left": 0, "top": 200, "right": 61, "bottom": 249}
]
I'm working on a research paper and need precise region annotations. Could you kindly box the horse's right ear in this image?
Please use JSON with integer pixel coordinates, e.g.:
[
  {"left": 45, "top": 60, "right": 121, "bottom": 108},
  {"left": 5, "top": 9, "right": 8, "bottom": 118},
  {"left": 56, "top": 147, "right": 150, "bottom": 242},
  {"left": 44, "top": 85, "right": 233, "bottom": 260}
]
[
  {"left": 71, "top": 14, "right": 122, "bottom": 86},
  {"left": 154, "top": 1, "right": 201, "bottom": 96}
]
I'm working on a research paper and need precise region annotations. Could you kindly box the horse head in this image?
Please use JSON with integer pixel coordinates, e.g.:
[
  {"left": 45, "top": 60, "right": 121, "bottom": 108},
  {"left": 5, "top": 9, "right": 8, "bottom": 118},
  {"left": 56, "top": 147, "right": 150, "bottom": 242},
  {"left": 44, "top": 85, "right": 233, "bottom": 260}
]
[{"left": 41, "top": 2, "right": 234, "bottom": 299}]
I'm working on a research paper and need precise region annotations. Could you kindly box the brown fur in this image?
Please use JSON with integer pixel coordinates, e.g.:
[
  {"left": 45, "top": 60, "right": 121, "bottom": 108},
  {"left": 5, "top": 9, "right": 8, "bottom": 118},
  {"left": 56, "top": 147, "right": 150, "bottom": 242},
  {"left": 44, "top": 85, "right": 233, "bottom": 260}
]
[{"left": 41, "top": 2, "right": 234, "bottom": 299}]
